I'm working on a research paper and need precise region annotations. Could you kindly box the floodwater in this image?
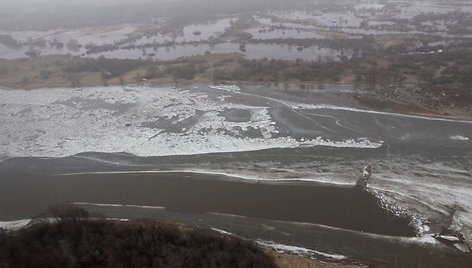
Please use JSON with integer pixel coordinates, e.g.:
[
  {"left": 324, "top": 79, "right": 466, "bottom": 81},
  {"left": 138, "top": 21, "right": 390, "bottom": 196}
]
[
  {"left": 0, "top": 41, "right": 348, "bottom": 61},
  {"left": 1, "top": 0, "right": 471, "bottom": 61},
  {"left": 97, "top": 42, "right": 348, "bottom": 61},
  {"left": 0, "top": 84, "right": 471, "bottom": 267}
]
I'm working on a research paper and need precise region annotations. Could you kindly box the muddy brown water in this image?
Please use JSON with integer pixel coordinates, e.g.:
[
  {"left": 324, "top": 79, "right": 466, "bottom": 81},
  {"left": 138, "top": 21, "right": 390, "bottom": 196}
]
[
  {"left": 0, "top": 171, "right": 414, "bottom": 236},
  {"left": 1, "top": 165, "right": 471, "bottom": 267}
]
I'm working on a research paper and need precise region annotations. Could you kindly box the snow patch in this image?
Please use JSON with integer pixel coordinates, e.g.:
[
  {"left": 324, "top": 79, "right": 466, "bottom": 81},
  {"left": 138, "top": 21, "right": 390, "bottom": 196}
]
[
  {"left": 0, "top": 219, "right": 31, "bottom": 230},
  {"left": 408, "top": 235, "right": 440, "bottom": 245},
  {"left": 54, "top": 169, "right": 356, "bottom": 188},
  {"left": 209, "top": 84, "right": 241, "bottom": 93},
  {"left": 256, "top": 240, "right": 346, "bottom": 260},
  {"left": 210, "top": 227, "right": 234, "bottom": 236},
  {"left": 301, "top": 137, "right": 383, "bottom": 149},
  {"left": 450, "top": 135, "right": 469, "bottom": 141}
]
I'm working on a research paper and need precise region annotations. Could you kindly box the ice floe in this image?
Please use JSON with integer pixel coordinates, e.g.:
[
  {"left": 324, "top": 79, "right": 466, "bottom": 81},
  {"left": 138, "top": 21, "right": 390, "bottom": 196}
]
[
  {"left": 209, "top": 84, "right": 241, "bottom": 93},
  {"left": 450, "top": 135, "right": 469, "bottom": 141},
  {"left": 0, "top": 86, "right": 384, "bottom": 159},
  {"left": 256, "top": 240, "right": 347, "bottom": 260},
  {"left": 0, "top": 219, "right": 31, "bottom": 230}
]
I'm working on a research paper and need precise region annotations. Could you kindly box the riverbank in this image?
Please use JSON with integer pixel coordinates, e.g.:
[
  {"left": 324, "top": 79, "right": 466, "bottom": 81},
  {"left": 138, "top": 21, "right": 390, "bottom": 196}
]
[
  {"left": 0, "top": 213, "right": 364, "bottom": 268},
  {"left": 267, "top": 251, "right": 363, "bottom": 268},
  {"left": 0, "top": 214, "right": 277, "bottom": 268}
]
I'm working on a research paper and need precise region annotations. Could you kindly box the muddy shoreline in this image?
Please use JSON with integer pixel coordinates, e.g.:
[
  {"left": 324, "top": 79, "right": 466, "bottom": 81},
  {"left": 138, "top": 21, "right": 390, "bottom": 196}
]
[{"left": 76, "top": 203, "right": 472, "bottom": 268}]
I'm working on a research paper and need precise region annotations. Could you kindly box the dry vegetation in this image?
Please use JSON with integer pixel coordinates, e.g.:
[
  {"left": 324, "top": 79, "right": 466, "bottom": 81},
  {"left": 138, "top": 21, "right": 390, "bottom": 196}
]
[
  {"left": 0, "top": 205, "right": 276, "bottom": 268},
  {"left": 267, "top": 251, "right": 363, "bottom": 268},
  {"left": 0, "top": 204, "right": 364, "bottom": 268},
  {"left": 1, "top": 47, "right": 472, "bottom": 89}
]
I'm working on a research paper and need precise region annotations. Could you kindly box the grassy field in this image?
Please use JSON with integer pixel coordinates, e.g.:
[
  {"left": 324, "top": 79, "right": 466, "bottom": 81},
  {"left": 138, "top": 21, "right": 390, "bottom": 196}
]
[
  {"left": 0, "top": 54, "right": 241, "bottom": 89},
  {"left": 1, "top": 47, "right": 472, "bottom": 89}
]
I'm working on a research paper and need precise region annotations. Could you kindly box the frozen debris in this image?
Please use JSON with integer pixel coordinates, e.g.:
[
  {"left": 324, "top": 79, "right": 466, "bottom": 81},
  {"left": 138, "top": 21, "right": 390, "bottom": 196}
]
[
  {"left": 356, "top": 163, "right": 373, "bottom": 188},
  {"left": 454, "top": 243, "right": 471, "bottom": 253},
  {"left": 432, "top": 233, "right": 472, "bottom": 253},
  {"left": 363, "top": 163, "right": 373, "bottom": 179},
  {"left": 211, "top": 229, "right": 349, "bottom": 259},
  {"left": 435, "top": 235, "right": 461, "bottom": 242},
  {"left": 0, "top": 86, "right": 385, "bottom": 159},
  {"left": 106, "top": 218, "right": 130, "bottom": 222},
  {"left": 301, "top": 137, "right": 383, "bottom": 149},
  {"left": 411, "top": 235, "right": 440, "bottom": 245},
  {"left": 210, "top": 228, "right": 234, "bottom": 236},
  {"left": 367, "top": 189, "right": 411, "bottom": 219},
  {"left": 256, "top": 240, "right": 346, "bottom": 260},
  {"left": 209, "top": 84, "right": 241, "bottom": 93},
  {"left": 0, "top": 219, "right": 31, "bottom": 230},
  {"left": 291, "top": 103, "right": 472, "bottom": 124},
  {"left": 450, "top": 135, "right": 469, "bottom": 141}
]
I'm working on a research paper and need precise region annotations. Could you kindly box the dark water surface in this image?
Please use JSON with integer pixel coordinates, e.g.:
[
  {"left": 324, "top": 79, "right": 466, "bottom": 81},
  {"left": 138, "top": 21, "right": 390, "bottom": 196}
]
[{"left": 0, "top": 171, "right": 413, "bottom": 236}]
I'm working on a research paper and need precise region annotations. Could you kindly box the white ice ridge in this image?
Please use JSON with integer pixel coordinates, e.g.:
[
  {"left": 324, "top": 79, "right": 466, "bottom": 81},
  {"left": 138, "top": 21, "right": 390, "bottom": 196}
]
[
  {"left": 209, "top": 84, "right": 241, "bottom": 92},
  {"left": 256, "top": 240, "right": 347, "bottom": 260},
  {"left": 367, "top": 158, "right": 472, "bottom": 245},
  {"left": 220, "top": 218, "right": 441, "bottom": 259},
  {"left": 0, "top": 86, "right": 384, "bottom": 159},
  {"left": 450, "top": 135, "right": 469, "bottom": 141},
  {"left": 301, "top": 137, "right": 383, "bottom": 148},
  {"left": 73, "top": 202, "right": 166, "bottom": 210},
  {"left": 210, "top": 227, "right": 347, "bottom": 261},
  {"left": 292, "top": 103, "right": 472, "bottom": 124},
  {"left": 0, "top": 219, "right": 31, "bottom": 230},
  {"left": 210, "top": 227, "right": 234, "bottom": 236},
  {"left": 52, "top": 169, "right": 357, "bottom": 187}
]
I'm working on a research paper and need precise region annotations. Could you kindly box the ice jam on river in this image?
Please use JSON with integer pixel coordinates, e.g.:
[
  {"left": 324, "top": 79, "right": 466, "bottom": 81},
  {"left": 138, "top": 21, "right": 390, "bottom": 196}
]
[{"left": 0, "top": 84, "right": 471, "bottom": 246}]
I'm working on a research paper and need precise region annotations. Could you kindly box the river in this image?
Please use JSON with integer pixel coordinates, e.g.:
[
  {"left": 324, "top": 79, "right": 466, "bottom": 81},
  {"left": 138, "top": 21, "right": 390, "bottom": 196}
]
[{"left": 0, "top": 84, "right": 471, "bottom": 266}]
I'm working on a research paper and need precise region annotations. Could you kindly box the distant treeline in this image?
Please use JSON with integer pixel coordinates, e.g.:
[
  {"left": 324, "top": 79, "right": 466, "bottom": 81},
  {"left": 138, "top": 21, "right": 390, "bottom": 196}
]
[
  {"left": 213, "top": 48, "right": 472, "bottom": 86},
  {"left": 57, "top": 47, "right": 472, "bottom": 87}
]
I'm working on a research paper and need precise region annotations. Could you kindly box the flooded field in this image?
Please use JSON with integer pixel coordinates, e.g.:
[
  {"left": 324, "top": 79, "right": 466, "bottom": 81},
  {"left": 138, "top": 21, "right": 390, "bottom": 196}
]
[{"left": 1, "top": 0, "right": 471, "bottom": 60}]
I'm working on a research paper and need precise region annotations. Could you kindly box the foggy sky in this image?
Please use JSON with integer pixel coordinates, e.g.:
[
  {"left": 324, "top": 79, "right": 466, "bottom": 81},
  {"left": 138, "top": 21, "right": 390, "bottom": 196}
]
[{"left": 0, "top": 0, "right": 155, "bottom": 6}]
